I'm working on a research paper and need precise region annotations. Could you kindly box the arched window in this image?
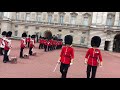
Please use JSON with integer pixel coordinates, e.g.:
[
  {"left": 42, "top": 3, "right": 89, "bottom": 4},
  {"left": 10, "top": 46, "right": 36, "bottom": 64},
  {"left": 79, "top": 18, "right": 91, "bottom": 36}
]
[
  {"left": 59, "top": 12, "right": 65, "bottom": 24},
  {"left": 106, "top": 14, "right": 115, "bottom": 26},
  {"left": 0, "top": 12, "right": 3, "bottom": 18},
  {"left": 25, "top": 13, "right": 30, "bottom": 21},
  {"left": 36, "top": 12, "right": 42, "bottom": 22},
  {"left": 82, "top": 13, "right": 91, "bottom": 26},
  {"left": 70, "top": 12, "right": 78, "bottom": 25},
  {"left": 80, "top": 36, "right": 85, "bottom": 43},
  {"left": 47, "top": 12, "right": 54, "bottom": 23},
  {"left": 16, "top": 12, "right": 19, "bottom": 20}
]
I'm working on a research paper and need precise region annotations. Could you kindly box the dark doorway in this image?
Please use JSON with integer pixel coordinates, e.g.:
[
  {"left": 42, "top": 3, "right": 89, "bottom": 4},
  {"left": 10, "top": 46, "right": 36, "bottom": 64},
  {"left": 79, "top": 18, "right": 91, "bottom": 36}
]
[
  {"left": 113, "top": 34, "right": 120, "bottom": 52},
  {"left": 104, "top": 41, "right": 110, "bottom": 51}
]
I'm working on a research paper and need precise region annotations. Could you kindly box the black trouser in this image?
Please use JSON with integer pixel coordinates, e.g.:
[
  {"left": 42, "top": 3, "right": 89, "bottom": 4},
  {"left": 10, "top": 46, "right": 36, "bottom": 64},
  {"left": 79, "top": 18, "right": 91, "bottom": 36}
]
[
  {"left": 48, "top": 46, "right": 51, "bottom": 51},
  {"left": 0, "top": 48, "right": 4, "bottom": 55},
  {"left": 87, "top": 65, "right": 97, "bottom": 78},
  {"left": 28, "top": 42, "right": 30, "bottom": 48},
  {"left": 20, "top": 48, "right": 24, "bottom": 57},
  {"left": 29, "top": 47, "right": 33, "bottom": 55},
  {"left": 3, "top": 50, "right": 9, "bottom": 62},
  {"left": 44, "top": 45, "right": 47, "bottom": 52},
  {"left": 39, "top": 44, "right": 43, "bottom": 49},
  {"left": 60, "top": 63, "right": 70, "bottom": 78}
]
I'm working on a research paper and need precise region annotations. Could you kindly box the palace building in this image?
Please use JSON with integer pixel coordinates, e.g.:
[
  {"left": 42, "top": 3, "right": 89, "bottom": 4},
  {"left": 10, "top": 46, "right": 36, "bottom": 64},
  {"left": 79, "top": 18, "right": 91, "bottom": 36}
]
[{"left": 0, "top": 12, "right": 120, "bottom": 52}]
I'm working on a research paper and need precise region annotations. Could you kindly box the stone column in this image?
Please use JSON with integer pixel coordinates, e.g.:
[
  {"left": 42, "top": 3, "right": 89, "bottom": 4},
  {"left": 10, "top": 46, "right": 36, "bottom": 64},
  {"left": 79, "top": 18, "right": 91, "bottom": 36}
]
[
  {"left": 101, "top": 12, "right": 108, "bottom": 25},
  {"left": 114, "top": 12, "right": 119, "bottom": 26},
  {"left": 91, "top": 12, "right": 97, "bottom": 26}
]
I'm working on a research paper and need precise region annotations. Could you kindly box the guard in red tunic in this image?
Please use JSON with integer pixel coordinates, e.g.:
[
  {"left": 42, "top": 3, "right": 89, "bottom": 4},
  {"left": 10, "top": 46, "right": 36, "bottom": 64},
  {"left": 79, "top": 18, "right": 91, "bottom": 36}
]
[
  {"left": 0, "top": 31, "right": 7, "bottom": 55},
  {"left": 44, "top": 38, "right": 47, "bottom": 52},
  {"left": 29, "top": 35, "right": 35, "bottom": 55},
  {"left": 57, "top": 35, "right": 74, "bottom": 78},
  {"left": 84, "top": 36, "right": 103, "bottom": 78},
  {"left": 20, "top": 32, "right": 27, "bottom": 58},
  {"left": 27, "top": 35, "right": 31, "bottom": 48},
  {"left": 39, "top": 37, "right": 44, "bottom": 49},
  {"left": 3, "top": 31, "right": 12, "bottom": 63}
]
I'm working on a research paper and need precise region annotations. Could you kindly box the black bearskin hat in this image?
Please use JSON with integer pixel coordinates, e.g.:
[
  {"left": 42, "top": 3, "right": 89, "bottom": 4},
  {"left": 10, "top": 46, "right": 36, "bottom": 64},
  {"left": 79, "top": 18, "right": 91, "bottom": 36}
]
[
  {"left": 22, "top": 32, "right": 27, "bottom": 37},
  {"left": 31, "top": 35, "right": 36, "bottom": 38},
  {"left": 64, "top": 35, "right": 73, "bottom": 45},
  {"left": 28, "top": 35, "right": 31, "bottom": 37},
  {"left": 91, "top": 36, "right": 101, "bottom": 47},
  {"left": 6, "top": 31, "right": 12, "bottom": 37},
  {"left": 2, "top": 31, "right": 7, "bottom": 36}
]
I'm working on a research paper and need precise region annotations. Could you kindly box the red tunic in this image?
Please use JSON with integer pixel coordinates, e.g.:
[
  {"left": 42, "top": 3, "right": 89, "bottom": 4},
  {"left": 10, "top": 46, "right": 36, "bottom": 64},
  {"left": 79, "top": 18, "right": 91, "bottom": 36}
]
[
  {"left": 49, "top": 39, "right": 53, "bottom": 45},
  {"left": 27, "top": 37, "right": 30, "bottom": 43},
  {"left": 39, "top": 39, "right": 43, "bottom": 44},
  {"left": 20, "top": 38, "right": 26, "bottom": 48},
  {"left": 30, "top": 39, "right": 35, "bottom": 48},
  {"left": 85, "top": 48, "right": 102, "bottom": 66},
  {"left": 4, "top": 39, "right": 12, "bottom": 50},
  {"left": 60, "top": 46, "right": 74, "bottom": 64},
  {"left": 43, "top": 40, "right": 47, "bottom": 45}
]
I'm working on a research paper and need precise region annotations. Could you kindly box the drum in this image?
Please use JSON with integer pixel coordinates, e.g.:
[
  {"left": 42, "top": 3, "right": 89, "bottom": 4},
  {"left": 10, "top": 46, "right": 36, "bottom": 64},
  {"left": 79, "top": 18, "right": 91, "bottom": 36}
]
[
  {"left": 10, "top": 57, "right": 17, "bottom": 64},
  {"left": 24, "top": 54, "right": 29, "bottom": 59},
  {"left": 32, "top": 52, "right": 36, "bottom": 56}
]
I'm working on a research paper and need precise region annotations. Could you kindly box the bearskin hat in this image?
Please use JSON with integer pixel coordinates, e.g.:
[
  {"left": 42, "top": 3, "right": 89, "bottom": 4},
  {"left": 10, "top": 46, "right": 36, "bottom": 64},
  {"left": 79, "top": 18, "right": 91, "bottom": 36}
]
[
  {"left": 91, "top": 36, "right": 101, "bottom": 47},
  {"left": 31, "top": 35, "right": 36, "bottom": 38},
  {"left": 6, "top": 31, "right": 12, "bottom": 37},
  {"left": 2, "top": 31, "right": 7, "bottom": 36},
  {"left": 64, "top": 35, "right": 73, "bottom": 45},
  {"left": 28, "top": 35, "right": 31, "bottom": 37},
  {"left": 22, "top": 32, "right": 27, "bottom": 37}
]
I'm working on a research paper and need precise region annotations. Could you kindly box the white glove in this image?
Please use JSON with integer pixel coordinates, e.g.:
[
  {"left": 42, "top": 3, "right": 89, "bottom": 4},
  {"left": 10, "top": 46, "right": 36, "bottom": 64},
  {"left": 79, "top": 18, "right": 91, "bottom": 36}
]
[
  {"left": 7, "top": 49, "right": 11, "bottom": 56},
  {"left": 57, "top": 60, "right": 61, "bottom": 64},
  {"left": 70, "top": 62, "right": 73, "bottom": 65}
]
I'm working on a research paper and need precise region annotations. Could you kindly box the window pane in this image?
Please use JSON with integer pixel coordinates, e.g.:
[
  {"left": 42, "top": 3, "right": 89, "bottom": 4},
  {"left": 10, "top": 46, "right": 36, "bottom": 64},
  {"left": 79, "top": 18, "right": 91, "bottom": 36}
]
[
  {"left": 80, "top": 37, "right": 85, "bottom": 43},
  {"left": 118, "top": 20, "right": 120, "bottom": 26},
  {"left": 37, "top": 15, "right": 41, "bottom": 22},
  {"left": 15, "top": 31, "right": 18, "bottom": 36},
  {"left": 16, "top": 13, "right": 19, "bottom": 20},
  {"left": 26, "top": 14, "right": 30, "bottom": 21},
  {"left": 59, "top": 16, "right": 64, "bottom": 24},
  {"left": 107, "top": 18, "right": 112, "bottom": 26},
  {"left": 48, "top": 15, "right": 52, "bottom": 23},
  {"left": 71, "top": 16, "right": 76, "bottom": 24},
  {"left": 83, "top": 17, "right": 88, "bottom": 26}
]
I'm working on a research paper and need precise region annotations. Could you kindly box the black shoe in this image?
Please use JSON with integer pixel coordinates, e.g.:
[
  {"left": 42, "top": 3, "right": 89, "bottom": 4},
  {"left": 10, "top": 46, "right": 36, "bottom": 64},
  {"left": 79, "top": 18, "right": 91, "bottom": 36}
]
[
  {"left": 3, "top": 61, "right": 7, "bottom": 63},
  {"left": 20, "top": 56, "right": 24, "bottom": 58}
]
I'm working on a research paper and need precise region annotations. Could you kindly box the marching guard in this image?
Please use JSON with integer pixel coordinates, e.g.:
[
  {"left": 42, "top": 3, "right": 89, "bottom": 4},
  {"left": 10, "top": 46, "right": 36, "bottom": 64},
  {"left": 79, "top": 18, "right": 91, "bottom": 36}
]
[
  {"left": 0, "top": 31, "right": 7, "bottom": 55},
  {"left": 29, "top": 35, "right": 35, "bottom": 55},
  {"left": 84, "top": 36, "right": 103, "bottom": 78},
  {"left": 20, "top": 32, "right": 27, "bottom": 58},
  {"left": 57, "top": 35, "right": 74, "bottom": 78},
  {"left": 3, "top": 31, "right": 12, "bottom": 63}
]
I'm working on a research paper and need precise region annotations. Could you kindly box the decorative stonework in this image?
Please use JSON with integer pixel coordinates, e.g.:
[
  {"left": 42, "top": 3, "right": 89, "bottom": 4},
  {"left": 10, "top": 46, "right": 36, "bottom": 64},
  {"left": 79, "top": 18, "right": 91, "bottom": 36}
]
[{"left": 70, "top": 12, "right": 78, "bottom": 17}]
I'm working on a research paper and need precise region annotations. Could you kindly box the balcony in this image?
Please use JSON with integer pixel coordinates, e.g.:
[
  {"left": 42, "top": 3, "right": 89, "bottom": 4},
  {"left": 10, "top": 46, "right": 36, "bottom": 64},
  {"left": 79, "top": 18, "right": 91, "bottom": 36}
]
[{"left": 11, "top": 19, "right": 91, "bottom": 30}]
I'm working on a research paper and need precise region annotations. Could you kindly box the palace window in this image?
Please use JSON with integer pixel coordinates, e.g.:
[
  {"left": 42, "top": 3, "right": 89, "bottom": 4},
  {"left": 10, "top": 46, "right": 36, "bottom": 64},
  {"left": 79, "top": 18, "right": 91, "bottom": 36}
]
[
  {"left": 48, "top": 15, "right": 52, "bottom": 23},
  {"left": 70, "top": 16, "right": 76, "bottom": 25},
  {"left": 16, "top": 12, "right": 19, "bottom": 20},
  {"left": 80, "top": 37, "right": 85, "bottom": 43},
  {"left": 106, "top": 14, "right": 115, "bottom": 26},
  {"left": 82, "top": 13, "right": 91, "bottom": 26},
  {"left": 14, "top": 30, "right": 18, "bottom": 36},
  {"left": 83, "top": 17, "right": 89, "bottom": 26},
  {"left": 59, "top": 15, "right": 64, "bottom": 24},
  {"left": 36, "top": 13, "right": 41, "bottom": 22},
  {"left": 25, "top": 13, "right": 30, "bottom": 21}
]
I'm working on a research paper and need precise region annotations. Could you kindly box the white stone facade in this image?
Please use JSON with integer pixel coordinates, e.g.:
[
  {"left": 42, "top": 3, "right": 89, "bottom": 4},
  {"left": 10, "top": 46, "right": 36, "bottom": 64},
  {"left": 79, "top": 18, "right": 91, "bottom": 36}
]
[{"left": 0, "top": 12, "right": 120, "bottom": 52}]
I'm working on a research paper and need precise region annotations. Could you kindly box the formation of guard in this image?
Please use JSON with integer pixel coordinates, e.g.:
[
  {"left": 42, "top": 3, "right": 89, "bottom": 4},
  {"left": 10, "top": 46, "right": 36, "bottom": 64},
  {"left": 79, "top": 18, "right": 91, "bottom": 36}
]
[
  {"left": 0, "top": 30, "right": 103, "bottom": 78},
  {"left": 39, "top": 37, "right": 63, "bottom": 52}
]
